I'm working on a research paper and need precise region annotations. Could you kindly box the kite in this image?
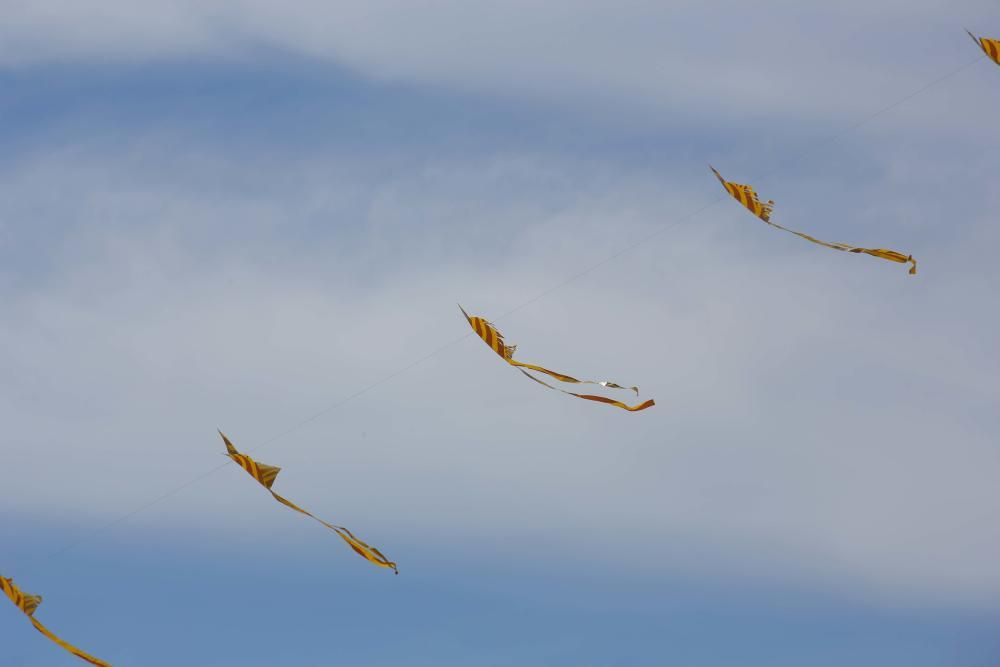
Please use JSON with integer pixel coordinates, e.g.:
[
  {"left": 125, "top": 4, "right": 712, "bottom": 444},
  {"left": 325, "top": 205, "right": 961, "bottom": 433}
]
[
  {"left": 218, "top": 431, "right": 398, "bottom": 574},
  {"left": 967, "top": 29, "right": 1000, "bottom": 66},
  {"left": 459, "top": 305, "right": 655, "bottom": 411},
  {"left": 1, "top": 575, "right": 111, "bottom": 666},
  {"left": 710, "top": 166, "right": 917, "bottom": 275}
]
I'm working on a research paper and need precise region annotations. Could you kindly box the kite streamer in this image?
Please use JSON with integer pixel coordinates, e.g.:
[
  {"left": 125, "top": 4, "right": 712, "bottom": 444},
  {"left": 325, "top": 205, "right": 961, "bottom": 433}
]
[
  {"left": 710, "top": 166, "right": 917, "bottom": 275},
  {"left": 219, "top": 431, "right": 398, "bottom": 574},
  {"left": 2, "top": 575, "right": 111, "bottom": 666},
  {"left": 459, "top": 305, "right": 655, "bottom": 411},
  {"left": 967, "top": 29, "right": 1000, "bottom": 66}
]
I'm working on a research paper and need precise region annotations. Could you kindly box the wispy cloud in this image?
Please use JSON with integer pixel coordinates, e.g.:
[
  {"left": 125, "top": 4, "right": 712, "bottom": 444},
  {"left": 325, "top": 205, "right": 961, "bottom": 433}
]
[
  {"left": 2, "top": 103, "right": 998, "bottom": 609},
  {"left": 1, "top": 16, "right": 999, "bottom": 665},
  {"left": 3, "top": 0, "right": 998, "bottom": 124}
]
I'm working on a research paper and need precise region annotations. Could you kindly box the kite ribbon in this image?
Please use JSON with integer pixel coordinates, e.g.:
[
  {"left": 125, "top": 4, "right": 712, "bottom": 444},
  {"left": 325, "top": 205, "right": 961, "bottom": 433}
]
[
  {"left": 967, "top": 29, "right": 1000, "bottom": 66},
  {"left": 459, "top": 306, "right": 655, "bottom": 411},
  {"left": 1, "top": 576, "right": 111, "bottom": 666},
  {"left": 711, "top": 166, "right": 917, "bottom": 275},
  {"left": 517, "top": 369, "right": 655, "bottom": 411},
  {"left": 218, "top": 432, "right": 397, "bottom": 574}
]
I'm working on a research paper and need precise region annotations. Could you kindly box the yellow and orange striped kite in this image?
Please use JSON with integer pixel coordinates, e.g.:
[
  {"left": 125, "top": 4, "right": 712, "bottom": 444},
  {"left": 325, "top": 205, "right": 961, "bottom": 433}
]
[
  {"left": 219, "top": 431, "right": 398, "bottom": 574},
  {"left": 967, "top": 29, "right": 1000, "bottom": 66},
  {"left": 710, "top": 166, "right": 917, "bottom": 275},
  {"left": 2, "top": 575, "right": 111, "bottom": 666},
  {"left": 459, "top": 306, "right": 655, "bottom": 411}
]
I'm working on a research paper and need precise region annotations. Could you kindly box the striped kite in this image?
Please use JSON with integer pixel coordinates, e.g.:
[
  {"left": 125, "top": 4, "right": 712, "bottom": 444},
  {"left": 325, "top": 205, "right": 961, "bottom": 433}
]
[
  {"left": 710, "top": 166, "right": 917, "bottom": 275},
  {"left": 967, "top": 29, "right": 1000, "bottom": 66},
  {"left": 219, "top": 431, "right": 398, "bottom": 574},
  {"left": 459, "top": 306, "right": 655, "bottom": 412},
  {"left": 2, "top": 575, "right": 111, "bottom": 666}
]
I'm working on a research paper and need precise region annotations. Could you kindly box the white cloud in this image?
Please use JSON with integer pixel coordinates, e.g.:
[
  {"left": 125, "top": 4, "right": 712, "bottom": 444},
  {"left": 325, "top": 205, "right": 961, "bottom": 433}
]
[
  {"left": 1, "top": 127, "right": 998, "bottom": 610},
  {"left": 2, "top": 0, "right": 999, "bottom": 124}
]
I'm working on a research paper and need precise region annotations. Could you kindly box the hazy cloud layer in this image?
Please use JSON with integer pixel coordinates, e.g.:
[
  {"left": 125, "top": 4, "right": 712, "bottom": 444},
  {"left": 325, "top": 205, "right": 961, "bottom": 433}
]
[
  {"left": 2, "top": 115, "right": 998, "bottom": 609},
  {"left": 1, "top": 8, "right": 999, "bottom": 653},
  {"left": 2, "top": 0, "right": 999, "bottom": 125}
]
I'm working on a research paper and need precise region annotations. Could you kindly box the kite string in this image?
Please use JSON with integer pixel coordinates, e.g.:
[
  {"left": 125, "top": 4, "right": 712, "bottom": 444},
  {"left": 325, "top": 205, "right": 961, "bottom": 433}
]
[
  {"left": 37, "top": 331, "right": 475, "bottom": 566},
  {"left": 20, "top": 46, "right": 987, "bottom": 574},
  {"left": 754, "top": 53, "right": 985, "bottom": 186}
]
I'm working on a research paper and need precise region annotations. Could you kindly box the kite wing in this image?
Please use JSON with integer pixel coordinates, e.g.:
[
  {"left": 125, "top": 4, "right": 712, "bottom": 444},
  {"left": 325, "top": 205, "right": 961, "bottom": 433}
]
[
  {"left": 220, "top": 431, "right": 282, "bottom": 489},
  {"left": 460, "top": 305, "right": 654, "bottom": 411},
  {"left": 711, "top": 165, "right": 775, "bottom": 222},
  {"left": 459, "top": 305, "right": 517, "bottom": 361},
  {"left": 710, "top": 166, "right": 916, "bottom": 274},
  {"left": 968, "top": 29, "right": 1000, "bottom": 65},
  {"left": 2, "top": 576, "right": 111, "bottom": 667},
  {"left": 218, "top": 432, "right": 398, "bottom": 573}
]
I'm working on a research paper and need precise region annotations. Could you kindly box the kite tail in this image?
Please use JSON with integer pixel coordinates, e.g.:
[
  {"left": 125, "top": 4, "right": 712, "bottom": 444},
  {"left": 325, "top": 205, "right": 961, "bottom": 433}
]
[
  {"left": 517, "top": 369, "right": 655, "bottom": 412},
  {"left": 849, "top": 248, "right": 918, "bottom": 275},
  {"left": 325, "top": 523, "right": 400, "bottom": 575},
  {"left": 270, "top": 490, "right": 398, "bottom": 573},
  {"left": 765, "top": 214, "right": 917, "bottom": 275},
  {"left": 573, "top": 393, "right": 656, "bottom": 411},
  {"left": 509, "top": 360, "right": 641, "bottom": 396},
  {"left": 28, "top": 617, "right": 111, "bottom": 667}
]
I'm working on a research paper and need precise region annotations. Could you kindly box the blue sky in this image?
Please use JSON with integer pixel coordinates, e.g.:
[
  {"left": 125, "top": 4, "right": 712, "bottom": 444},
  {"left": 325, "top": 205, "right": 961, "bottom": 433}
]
[{"left": 2, "top": 2, "right": 1000, "bottom": 665}]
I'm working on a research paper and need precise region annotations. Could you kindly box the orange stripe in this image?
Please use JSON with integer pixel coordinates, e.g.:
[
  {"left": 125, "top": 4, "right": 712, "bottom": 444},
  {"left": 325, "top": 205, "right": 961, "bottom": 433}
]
[
  {"left": 247, "top": 457, "right": 261, "bottom": 483},
  {"left": 483, "top": 322, "right": 494, "bottom": 352},
  {"left": 573, "top": 393, "right": 656, "bottom": 411}
]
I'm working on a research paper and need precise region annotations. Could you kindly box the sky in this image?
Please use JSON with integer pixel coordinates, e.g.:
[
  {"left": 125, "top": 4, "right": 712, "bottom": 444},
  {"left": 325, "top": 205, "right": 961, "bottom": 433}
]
[{"left": 1, "top": 2, "right": 999, "bottom": 665}]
